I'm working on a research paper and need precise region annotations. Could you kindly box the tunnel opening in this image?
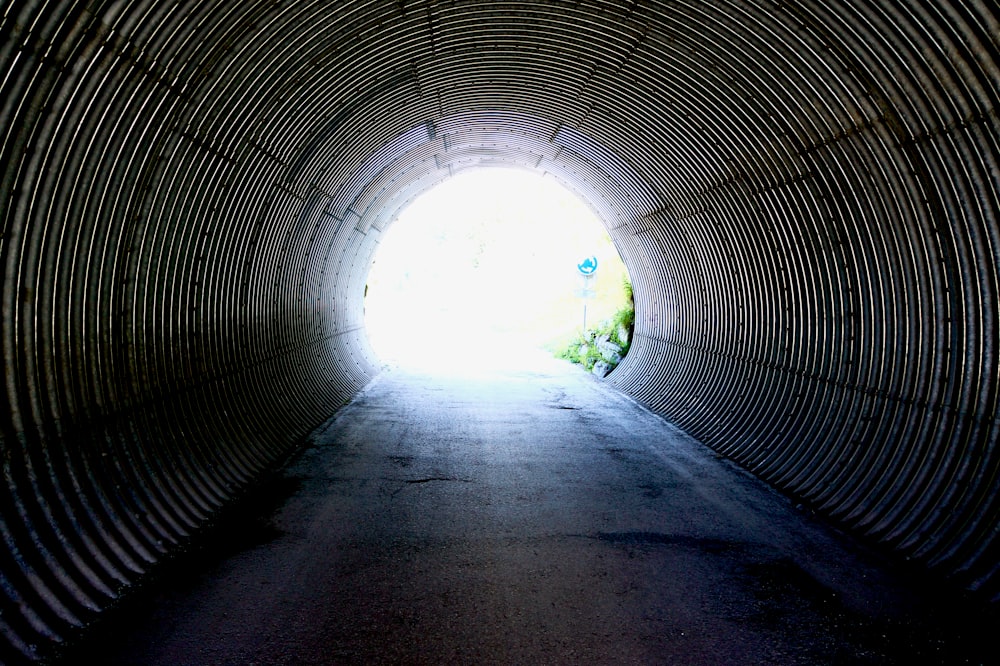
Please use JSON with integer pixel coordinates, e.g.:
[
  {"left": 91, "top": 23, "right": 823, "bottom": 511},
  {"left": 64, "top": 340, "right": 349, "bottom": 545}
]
[
  {"left": 363, "top": 167, "right": 632, "bottom": 373},
  {"left": 2, "top": 1, "right": 1000, "bottom": 662}
]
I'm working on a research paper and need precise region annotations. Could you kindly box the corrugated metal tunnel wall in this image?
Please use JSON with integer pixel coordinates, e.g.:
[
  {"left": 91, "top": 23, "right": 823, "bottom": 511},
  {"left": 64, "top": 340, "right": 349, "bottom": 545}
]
[{"left": 1, "top": 0, "right": 998, "bottom": 661}]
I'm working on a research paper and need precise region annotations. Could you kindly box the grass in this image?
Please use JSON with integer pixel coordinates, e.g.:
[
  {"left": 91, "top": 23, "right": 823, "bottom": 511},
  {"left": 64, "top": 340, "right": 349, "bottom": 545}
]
[{"left": 552, "top": 277, "right": 634, "bottom": 374}]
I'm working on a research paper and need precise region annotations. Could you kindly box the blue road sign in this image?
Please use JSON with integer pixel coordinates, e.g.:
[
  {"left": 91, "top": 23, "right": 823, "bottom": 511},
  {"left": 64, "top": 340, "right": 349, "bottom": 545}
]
[{"left": 577, "top": 256, "right": 598, "bottom": 276}]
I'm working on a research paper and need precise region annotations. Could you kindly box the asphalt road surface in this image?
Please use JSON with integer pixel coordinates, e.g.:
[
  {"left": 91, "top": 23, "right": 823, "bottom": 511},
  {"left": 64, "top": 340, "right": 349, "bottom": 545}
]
[{"left": 62, "top": 354, "right": 994, "bottom": 665}]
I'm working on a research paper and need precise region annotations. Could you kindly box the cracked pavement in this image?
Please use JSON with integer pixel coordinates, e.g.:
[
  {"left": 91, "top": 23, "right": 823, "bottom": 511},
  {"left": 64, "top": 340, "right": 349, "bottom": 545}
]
[{"left": 64, "top": 352, "right": 994, "bottom": 665}]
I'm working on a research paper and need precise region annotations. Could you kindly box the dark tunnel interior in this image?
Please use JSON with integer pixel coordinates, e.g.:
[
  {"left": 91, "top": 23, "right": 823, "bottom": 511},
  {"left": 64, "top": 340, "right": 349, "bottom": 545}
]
[{"left": 1, "top": 1, "right": 999, "bottom": 661}]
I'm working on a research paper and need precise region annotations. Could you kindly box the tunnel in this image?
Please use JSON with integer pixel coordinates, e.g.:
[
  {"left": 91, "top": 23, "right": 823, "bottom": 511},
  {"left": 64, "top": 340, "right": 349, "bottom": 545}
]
[{"left": 1, "top": 0, "right": 999, "bottom": 661}]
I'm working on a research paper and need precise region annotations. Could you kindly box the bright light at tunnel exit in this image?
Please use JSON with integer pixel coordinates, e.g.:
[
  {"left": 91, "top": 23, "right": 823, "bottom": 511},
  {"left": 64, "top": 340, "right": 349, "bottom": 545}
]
[{"left": 364, "top": 168, "right": 630, "bottom": 370}]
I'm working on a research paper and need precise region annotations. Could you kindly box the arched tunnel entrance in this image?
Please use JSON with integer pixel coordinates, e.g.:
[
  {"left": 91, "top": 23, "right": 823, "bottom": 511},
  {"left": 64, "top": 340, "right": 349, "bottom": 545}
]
[
  {"left": 363, "top": 167, "right": 631, "bottom": 370},
  {"left": 1, "top": 1, "right": 999, "bottom": 661}
]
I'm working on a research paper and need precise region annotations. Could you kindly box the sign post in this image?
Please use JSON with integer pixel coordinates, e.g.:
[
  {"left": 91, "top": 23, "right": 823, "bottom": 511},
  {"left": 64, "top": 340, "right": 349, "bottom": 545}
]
[{"left": 576, "top": 256, "right": 598, "bottom": 332}]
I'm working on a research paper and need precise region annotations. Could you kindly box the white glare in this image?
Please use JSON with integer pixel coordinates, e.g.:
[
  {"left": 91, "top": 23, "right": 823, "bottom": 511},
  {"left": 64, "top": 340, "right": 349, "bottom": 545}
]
[{"left": 364, "top": 168, "right": 627, "bottom": 371}]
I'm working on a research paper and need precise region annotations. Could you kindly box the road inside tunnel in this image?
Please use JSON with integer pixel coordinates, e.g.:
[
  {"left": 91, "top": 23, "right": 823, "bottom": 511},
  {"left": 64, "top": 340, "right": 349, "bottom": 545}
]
[{"left": 60, "top": 352, "right": 992, "bottom": 665}]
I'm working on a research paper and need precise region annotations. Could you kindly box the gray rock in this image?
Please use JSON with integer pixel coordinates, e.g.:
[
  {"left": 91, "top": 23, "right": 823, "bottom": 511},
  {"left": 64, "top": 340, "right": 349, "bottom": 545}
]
[{"left": 596, "top": 335, "right": 622, "bottom": 363}]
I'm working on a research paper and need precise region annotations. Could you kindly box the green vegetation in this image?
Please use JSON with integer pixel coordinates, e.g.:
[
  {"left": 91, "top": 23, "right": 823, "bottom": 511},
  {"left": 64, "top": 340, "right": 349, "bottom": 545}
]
[{"left": 552, "top": 277, "right": 634, "bottom": 375}]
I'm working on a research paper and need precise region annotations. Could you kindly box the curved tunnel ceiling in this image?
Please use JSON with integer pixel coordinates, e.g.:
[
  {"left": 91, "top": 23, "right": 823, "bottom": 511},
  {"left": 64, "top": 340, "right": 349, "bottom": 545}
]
[{"left": 2, "top": 0, "right": 999, "bottom": 660}]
